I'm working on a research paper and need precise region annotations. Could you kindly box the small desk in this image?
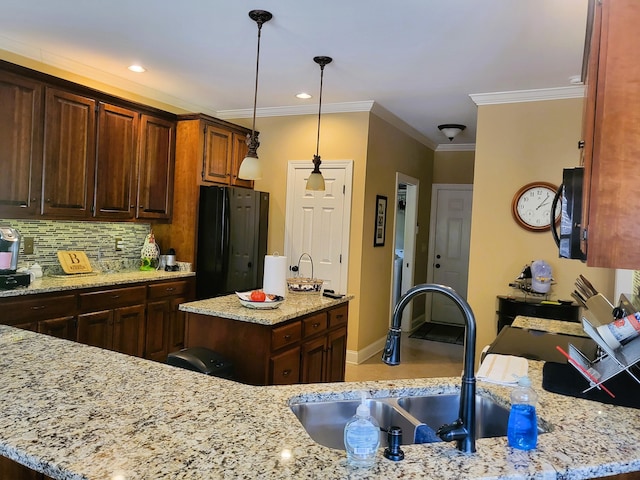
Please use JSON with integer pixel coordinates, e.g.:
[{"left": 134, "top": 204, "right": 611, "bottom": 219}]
[{"left": 496, "top": 295, "right": 580, "bottom": 333}]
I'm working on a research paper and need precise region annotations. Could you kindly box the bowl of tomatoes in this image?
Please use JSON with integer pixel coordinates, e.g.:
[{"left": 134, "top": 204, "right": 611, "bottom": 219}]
[{"left": 235, "top": 290, "right": 284, "bottom": 309}]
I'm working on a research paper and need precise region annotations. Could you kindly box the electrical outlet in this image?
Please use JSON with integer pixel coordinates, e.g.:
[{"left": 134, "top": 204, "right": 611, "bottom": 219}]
[
  {"left": 115, "top": 237, "right": 123, "bottom": 252},
  {"left": 24, "top": 237, "right": 34, "bottom": 255}
]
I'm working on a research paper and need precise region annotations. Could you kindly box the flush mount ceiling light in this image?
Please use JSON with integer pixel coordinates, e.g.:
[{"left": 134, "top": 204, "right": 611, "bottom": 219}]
[
  {"left": 438, "top": 123, "right": 466, "bottom": 142},
  {"left": 238, "top": 9, "right": 273, "bottom": 180},
  {"left": 306, "top": 56, "right": 333, "bottom": 191}
]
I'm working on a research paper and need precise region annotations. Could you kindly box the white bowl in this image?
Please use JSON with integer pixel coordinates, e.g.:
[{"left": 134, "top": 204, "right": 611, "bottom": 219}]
[{"left": 235, "top": 291, "right": 284, "bottom": 309}]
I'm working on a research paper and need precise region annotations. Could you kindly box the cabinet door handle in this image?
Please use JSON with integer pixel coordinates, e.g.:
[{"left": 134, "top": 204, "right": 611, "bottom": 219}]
[
  {"left": 312, "top": 322, "right": 320, "bottom": 329},
  {"left": 282, "top": 369, "right": 291, "bottom": 377},
  {"left": 165, "top": 287, "right": 175, "bottom": 292},
  {"left": 335, "top": 314, "right": 344, "bottom": 320},
  {"left": 110, "top": 294, "right": 121, "bottom": 299},
  {"left": 283, "top": 334, "right": 292, "bottom": 341},
  {"left": 130, "top": 205, "right": 136, "bottom": 208},
  {"left": 31, "top": 305, "right": 46, "bottom": 311}
]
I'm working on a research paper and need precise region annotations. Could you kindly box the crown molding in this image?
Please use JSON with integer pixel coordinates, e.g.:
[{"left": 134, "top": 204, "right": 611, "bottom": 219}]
[
  {"left": 470, "top": 86, "right": 585, "bottom": 105},
  {"left": 216, "top": 100, "right": 375, "bottom": 119},
  {"left": 435, "top": 143, "right": 476, "bottom": 152}
]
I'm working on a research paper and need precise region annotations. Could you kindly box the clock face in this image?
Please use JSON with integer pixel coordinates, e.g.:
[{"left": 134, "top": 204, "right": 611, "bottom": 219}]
[{"left": 512, "top": 182, "right": 560, "bottom": 231}]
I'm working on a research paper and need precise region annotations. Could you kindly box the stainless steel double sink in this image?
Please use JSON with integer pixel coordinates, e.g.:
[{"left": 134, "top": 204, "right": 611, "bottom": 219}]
[{"left": 290, "top": 393, "right": 547, "bottom": 450}]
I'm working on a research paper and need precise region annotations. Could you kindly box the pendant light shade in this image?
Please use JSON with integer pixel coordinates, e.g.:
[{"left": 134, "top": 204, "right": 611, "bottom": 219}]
[
  {"left": 306, "top": 56, "right": 332, "bottom": 191},
  {"left": 238, "top": 9, "right": 272, "bottom": 180}
]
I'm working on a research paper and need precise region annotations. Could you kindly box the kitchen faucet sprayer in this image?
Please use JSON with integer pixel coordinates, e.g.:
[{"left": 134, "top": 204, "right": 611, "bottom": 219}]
[{"left": 381, "top": 283, "right": 477, "bottom": 453}]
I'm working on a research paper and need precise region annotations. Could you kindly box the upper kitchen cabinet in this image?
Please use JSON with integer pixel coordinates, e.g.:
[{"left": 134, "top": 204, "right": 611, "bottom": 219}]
[
  {"left": 187, "top": 114, "right": 254, "bottom": 189},
  {"left": 136, "top": 114, "right": 175, "bottom": 220},
  {"left": 0, "top": 59, "right": 176, "bottom": 223},
  {"left": 94, "top": 107, "right": 175, "bottom": 221},
  {"left": 580, "top": 0, "right": 640, "bottom": 269},
  {"left": 94, "top": 103, "right": 139, "bottom": 219},
  {"left": 152, "top": 114, "right": 252, "bottom": 264},
  {"left": 42, "top": 88, "right": 96, "bottom": 218},
  {"left": 0, "top": 71, "right": 43, "bottom": 217}
]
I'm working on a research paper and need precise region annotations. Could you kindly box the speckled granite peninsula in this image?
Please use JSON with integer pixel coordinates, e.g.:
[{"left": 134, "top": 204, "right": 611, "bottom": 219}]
[{"left": 2, "top": 323, "right": 640, "bottom": 479}]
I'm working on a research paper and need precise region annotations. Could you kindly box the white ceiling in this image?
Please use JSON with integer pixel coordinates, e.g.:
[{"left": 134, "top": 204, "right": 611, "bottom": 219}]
[{"left": 0, "top": 0, "right": 589, "bottom": 149}]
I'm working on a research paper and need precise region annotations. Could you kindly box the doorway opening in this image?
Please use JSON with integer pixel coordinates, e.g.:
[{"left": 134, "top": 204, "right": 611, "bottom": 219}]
[{"left": 390, "top": 173, "right": 419, "bottom": 332}]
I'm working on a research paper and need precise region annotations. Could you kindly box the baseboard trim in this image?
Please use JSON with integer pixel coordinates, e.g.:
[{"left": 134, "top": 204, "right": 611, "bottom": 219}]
[{"left": 346, "top": 313, "right": 426, "bottom": 365}]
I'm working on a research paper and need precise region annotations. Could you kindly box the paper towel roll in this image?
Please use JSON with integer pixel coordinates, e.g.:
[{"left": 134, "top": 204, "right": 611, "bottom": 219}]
[{"left": 263, "top": 254, "right": 288, "bottom": 297}]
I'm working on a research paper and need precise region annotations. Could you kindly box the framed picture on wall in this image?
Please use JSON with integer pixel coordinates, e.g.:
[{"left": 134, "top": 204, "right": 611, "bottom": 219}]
[{"left": 374, "top": 195, "right": 387, "bottom": 247}]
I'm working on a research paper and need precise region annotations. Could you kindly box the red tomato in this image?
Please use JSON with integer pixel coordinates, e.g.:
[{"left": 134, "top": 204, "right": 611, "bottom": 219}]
[{"left": 250, "top": 290, "right": 266, "bottom": 302}]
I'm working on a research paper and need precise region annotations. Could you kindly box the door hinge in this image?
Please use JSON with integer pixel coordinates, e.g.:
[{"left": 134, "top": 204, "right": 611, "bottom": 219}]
[
  {"left": 339, "top": 254, "right": 342, "bottom": 264},
  {"left": 343, "top": 185, "right": 345, "bottom": 194}
]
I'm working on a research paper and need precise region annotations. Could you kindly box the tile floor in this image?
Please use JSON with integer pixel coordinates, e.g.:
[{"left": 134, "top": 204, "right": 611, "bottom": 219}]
[{"left": 344, "top": 332, "right": 464, "bottom": 382}]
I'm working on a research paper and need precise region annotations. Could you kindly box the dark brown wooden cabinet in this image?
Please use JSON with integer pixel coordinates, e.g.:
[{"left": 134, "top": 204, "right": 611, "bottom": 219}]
[
  {"left": 145, "top": 279, "right": 194, "bottom": 362},
  {"left": 581, "top": 0, "right": 640, "bottom": 269},
  {"left": 94, "top": 102, "right": 139, "bottom": 219},
  {"left": 42, "top": 87, "right": 96, "bottom": 218},
  {"left": 153, "top": 113, "right": 253, "bottom": 266},
  {"left": 184, "top": 302, "right": 349, "bottom": 386},
  {"left": 137, "top": 114, "right": 175, "bottom": 220},
  {"left": 77, "top": 286, "right": 147, "bottom": 356},
  {"left": 202, "top": 122, "right": 253, "bottom": 188},
  {"left": 0, "top": 277, "right": 195, "bottom": 362},
  {"left": 0, "top": 70, "right": 43, "bottom": 217},
  {"left": 0, "top": 59, "right": 176, "bottom": 223}
]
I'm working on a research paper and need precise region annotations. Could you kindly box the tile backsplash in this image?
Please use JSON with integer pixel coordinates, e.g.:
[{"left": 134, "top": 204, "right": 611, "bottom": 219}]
[{"left": 0, "top": 219, "right": 152, "bottom": 274}]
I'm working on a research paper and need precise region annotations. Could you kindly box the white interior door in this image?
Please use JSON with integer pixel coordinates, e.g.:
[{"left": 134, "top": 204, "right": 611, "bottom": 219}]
[
  {"left": 285, "top": 161, "right": 353, "bottom": 294},
  {"left": 426, "top": 184, "right": 473, "bottom": 326}
]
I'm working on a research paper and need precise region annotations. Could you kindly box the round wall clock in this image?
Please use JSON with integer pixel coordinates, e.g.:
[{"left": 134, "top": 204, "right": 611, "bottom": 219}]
[{"left": 511, "top": 182, "right": 561, "bottom": 231}]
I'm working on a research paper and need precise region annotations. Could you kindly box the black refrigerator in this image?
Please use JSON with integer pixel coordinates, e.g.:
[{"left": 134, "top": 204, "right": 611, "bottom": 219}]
[{"left": 196, "top": 186, "right": 269, "bottom": 299}]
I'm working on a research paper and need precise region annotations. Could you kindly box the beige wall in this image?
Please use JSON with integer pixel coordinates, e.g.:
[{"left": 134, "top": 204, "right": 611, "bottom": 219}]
[
  {"left": 356, "top": 114, "right": 434, "bottom": 351},
  {"left": 234, "top": 112, "right": 433, "bottom": 354},
  {"left": 468, "top": 98, "right": 615, "bottom": 364},
  {"left": 433, "top": 150, "right": 475, "bottom": 184}
]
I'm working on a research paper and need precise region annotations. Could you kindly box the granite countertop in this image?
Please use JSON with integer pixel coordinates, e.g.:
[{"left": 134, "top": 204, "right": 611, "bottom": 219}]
[
  {"left": 0, "top": 270, "right": 195, "bottom": 298},
  {"left": 1, "top": 324, "right": 640, "bottom": 480},
  {"left": 512, "top": 316, "right": 589, "bottom": 337},
  {"left": 179, "top": 293, "right": 354, "bottom": 326}
]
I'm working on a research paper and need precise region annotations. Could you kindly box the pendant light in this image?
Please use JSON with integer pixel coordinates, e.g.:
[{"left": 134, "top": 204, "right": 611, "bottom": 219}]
[
  {"left": 238, "top": 9, "right": 273, "bottom": 180},
  {"left": 306, "top": 56, "right": 332, "bottom": 191}
]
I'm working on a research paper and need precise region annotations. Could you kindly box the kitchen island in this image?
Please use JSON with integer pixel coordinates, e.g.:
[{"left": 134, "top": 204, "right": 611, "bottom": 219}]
[
  {"left": 1, "top": 324, "right": 640, "bottom": 479},
  {"left": 179, "top": 294, "right": 353, "bottom": 385}
]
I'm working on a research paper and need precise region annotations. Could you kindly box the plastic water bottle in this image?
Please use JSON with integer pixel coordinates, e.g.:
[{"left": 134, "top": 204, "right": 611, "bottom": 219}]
[
  {"left": 507, "top": 376, "right": 538, "bottom": 450},
  {"left": 344, "top": 393, "right": 380, "bottom": 467}
]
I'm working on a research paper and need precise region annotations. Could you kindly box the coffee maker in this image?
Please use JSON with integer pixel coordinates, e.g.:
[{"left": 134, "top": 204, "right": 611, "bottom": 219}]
[{"left": 0, "top": 226, "right": 31, "bottom": 289}]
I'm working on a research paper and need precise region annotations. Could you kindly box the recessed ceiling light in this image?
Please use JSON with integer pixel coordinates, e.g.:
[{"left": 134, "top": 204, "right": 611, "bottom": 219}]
[
  {"left": 296, "top": 92, "right": 312, "bottom": 99},
  {"left": 128, "top": 65, "right": 146, "bottom": 73}
]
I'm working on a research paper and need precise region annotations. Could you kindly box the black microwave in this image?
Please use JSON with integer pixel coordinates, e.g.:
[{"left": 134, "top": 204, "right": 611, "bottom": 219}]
[{"left": 551, "top": 166, "right": 586, "bottom": 261}]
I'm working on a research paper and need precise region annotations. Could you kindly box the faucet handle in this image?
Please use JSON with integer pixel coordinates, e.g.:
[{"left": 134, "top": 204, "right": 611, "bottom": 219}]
[{"left": 436, "top": 419, "right": 468, "bottom": 442}]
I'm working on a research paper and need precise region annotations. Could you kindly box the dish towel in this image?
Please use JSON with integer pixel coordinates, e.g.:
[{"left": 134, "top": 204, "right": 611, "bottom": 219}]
[{"left": 477, "top": 354, "right": 528, "bottom": 386}]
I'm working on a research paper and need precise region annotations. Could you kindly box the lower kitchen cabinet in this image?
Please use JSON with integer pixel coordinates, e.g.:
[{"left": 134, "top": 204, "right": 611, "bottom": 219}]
[
  {"left": 0, "top": 277, "right": 195, "bottom": 362},
  {"left": 38, "top": 316, "right": 77, "bottom": 341},
  {"left": 184, "top": 302, "right": 349, "bottom": 386},
  {"left": 145, "top": 279, "right": 194, "bottom": 362}
]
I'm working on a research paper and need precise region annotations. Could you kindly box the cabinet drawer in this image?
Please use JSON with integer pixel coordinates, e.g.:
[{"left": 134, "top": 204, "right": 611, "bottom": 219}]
[
  {"left": 270, "top": 347, "right": 301, "bottom": 385},
  {"left": 328, "top": 305, "right": 348, "bottom": 328},
  {"left": 79, "top": 286, "right": 146, "bottom": 312},
  {"left": 2, "top": 294, "right": 77, "bottom": 324},
  {"left": 302, "top": 313, "right": 328, "bottom": 338},
  {"left": 148, "top": 280, "right": 191, "bottom": 299},
  {"left": 271, "top": 321, "right": 302, "bottom": 351}
]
